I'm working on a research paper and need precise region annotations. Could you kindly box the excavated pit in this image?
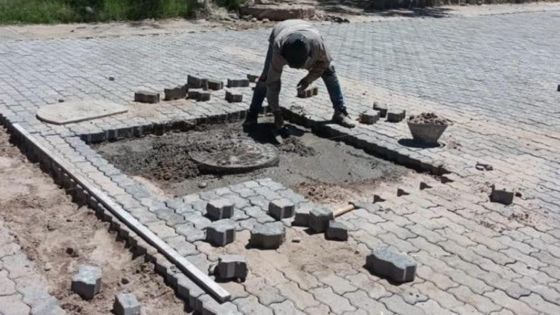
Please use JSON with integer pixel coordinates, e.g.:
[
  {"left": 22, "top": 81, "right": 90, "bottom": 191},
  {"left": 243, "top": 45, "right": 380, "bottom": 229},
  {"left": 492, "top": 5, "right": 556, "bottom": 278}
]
[{"left": 94, "top": 121, "right": 409, "bottom": 201}]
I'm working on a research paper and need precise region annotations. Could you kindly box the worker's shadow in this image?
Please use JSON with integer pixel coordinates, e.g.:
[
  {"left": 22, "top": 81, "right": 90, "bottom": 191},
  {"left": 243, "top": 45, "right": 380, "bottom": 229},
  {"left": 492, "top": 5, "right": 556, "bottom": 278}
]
[{"left": 244, "top": 122, "right": 306, "bottom": 144}]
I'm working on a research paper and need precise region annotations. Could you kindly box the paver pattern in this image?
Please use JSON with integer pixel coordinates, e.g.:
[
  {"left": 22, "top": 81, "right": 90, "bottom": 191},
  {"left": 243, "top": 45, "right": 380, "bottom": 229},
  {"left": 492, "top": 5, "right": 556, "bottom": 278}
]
[
  {"left": 1, "top": 8, "right": 560, "bottom": 314},
  {"left": 0, "top": 221, "right": 65, "bottom": 315}
]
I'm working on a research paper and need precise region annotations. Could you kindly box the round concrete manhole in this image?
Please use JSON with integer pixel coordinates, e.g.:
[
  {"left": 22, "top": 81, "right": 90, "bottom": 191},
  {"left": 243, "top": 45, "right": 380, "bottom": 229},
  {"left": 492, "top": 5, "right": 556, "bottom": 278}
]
[{"left": 189, "top": 138, "right": 279, "bottom": 173}]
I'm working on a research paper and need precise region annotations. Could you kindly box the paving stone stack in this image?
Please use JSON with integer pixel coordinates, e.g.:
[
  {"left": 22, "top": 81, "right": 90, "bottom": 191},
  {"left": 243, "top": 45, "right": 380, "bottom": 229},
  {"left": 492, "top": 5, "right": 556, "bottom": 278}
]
[{"left": 71, "top": 265, "right": 102, "bottom": 300}]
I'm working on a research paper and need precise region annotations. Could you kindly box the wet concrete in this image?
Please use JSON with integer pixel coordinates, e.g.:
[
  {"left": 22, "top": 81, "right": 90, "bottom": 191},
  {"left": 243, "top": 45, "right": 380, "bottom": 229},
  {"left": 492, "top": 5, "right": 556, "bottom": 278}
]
[{"left": 94, "top": 121, "right": 409, "bottom": 200}]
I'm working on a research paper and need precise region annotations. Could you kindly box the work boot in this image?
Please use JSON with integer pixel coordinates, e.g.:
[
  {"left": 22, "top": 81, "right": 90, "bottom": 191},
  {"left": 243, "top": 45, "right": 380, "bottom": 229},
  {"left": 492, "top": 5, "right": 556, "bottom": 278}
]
[
  {"left": 243, "top": 111, "right": 258, "bottom": 126},
  {"left": 273, "top": 111, "right": 284, "bottom": 129},
  {"left": 332, "top": 111, "right": 356, "bottom": 128}
]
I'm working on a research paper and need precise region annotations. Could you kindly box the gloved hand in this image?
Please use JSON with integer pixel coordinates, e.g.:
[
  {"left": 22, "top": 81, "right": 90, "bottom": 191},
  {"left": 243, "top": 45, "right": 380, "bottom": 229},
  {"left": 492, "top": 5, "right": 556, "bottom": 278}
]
[{"left": 297, "top": 78, "right": 310, "bottom": 91}]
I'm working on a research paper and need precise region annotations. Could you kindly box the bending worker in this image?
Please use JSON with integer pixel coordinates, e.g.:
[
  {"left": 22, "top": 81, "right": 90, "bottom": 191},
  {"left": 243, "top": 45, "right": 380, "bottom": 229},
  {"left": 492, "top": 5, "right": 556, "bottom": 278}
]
[{"left": 244, "top": 19, "right": 355, "bottom": 130}]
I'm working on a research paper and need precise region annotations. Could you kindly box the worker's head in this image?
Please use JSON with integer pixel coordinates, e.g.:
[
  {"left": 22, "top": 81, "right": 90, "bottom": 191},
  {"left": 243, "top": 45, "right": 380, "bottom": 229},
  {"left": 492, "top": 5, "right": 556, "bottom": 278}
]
[{"left": 281, "top": 33, "right": 310, "bottom": 69}]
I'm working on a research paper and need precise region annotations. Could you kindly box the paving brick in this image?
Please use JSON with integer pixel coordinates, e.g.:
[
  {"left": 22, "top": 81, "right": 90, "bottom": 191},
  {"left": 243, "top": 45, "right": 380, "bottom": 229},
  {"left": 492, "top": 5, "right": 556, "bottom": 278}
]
[
  {"left": 366, "top": 247, "right": 417, "bottom": 283},
  {"left": 2, "top": 253, "right": 35, "bottom": 279},
  {"left": 227, "top": 79, "right": 250, "bottom": 88},
  {"left": 485, "top": 290, "right": 535, "bottom": 314},
  {"left": 71, "top": 265, "right": 102, "bottom": 300},
  {"left": 206, "top": 220, "right": 235, "bottom": 246},
  {"left": 207, "top": 79, "right": 224, "bottom": 90},
  {"left": 386, "top": 109, "right": 406, "bottom": 123},
  {"left": 234, "top": 296, "right": 273, "bottom": 315},
  {"left": 0, "top": 294, "right": 31, "bottom": 314},
  {"left": 164, "top": 85, "right": 187, "bottom": 101},
  {"left": 490, "top": 185, "right": 515, "bottom": 205},
  {"left": 0, "top": 270, "right": 16, "bottom": 295},
  {"left": 225, "top": 90, "right": 243, "bottom": 103},
  {"left": 449, "top": 285, "right": 501, "bottom": 313},
  {"left": 206, "top": 198, "right": 234, "bottom": 220},
  {"left": 359, "top": 109, "right": 380, "bottom": 125},
  {"left": 326, "top": 220, "right": 349, "bottom": 241},
  {"left": 343, "top": 290, "right": 391, "bottom": 314},
  {"left": 520, "top": 293, "right": 560, "bottom": 315},
  {"left": 310, "top": 287, "right": 356, "bottom": 314},
  {"left": 113, "top": 293, "right": 141, "bottom": 315},
  {"left": 134, "top": 91, "right": 159, "bottom": 103},
  {"left": 249, "top": 222, "right": 285, "bottom": 249},
  {"left": 380, "top": 295, "right": 426, "bottom": 315},
  {"left": 270, "top": 300, "right": 305, "bottom": 315},
  {"left": 214, "top": 255, "right": 248, "bottom": 282},
  {"left": 308, "top": 207, "right": 334, "bottom": 233},
  {"left": 268, "top": 199, "right": 295, "bottom": 220},
  {"left": 276, "top": 282, "right": 320, "bottom": 310}
]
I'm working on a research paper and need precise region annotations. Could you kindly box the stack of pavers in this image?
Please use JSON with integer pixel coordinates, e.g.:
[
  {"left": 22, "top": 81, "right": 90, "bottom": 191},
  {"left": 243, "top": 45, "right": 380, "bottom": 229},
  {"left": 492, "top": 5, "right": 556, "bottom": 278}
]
[{"left": 134, "top": 74, "right": 257, "bottom": 104}]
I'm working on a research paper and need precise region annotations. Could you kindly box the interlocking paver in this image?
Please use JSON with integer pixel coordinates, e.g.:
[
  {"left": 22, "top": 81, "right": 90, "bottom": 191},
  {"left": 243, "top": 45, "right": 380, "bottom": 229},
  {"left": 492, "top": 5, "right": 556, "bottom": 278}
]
[{"left": 310, "top": 287, "right": 356, "bottom": 314}]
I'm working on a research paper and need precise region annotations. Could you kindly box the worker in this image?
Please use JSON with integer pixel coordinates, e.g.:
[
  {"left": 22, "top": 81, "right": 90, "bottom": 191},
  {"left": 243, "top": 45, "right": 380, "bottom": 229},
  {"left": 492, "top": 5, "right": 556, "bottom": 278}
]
[{"left": 244, "top": 19, "right": 356, "bottom": 133}]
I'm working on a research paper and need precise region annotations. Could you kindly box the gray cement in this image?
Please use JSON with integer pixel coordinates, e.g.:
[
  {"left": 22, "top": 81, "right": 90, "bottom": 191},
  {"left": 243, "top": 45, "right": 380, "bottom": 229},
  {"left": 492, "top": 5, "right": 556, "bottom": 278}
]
[{"left": 95, "top": 122, "right": 407, "bottom": 197}]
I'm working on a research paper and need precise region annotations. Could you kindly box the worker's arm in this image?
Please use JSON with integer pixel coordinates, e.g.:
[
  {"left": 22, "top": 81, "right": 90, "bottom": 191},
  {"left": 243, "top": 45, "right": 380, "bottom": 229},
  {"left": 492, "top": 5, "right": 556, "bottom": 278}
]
[
  {"left": 266, "top": 47, "right": 286, "bottom": 112},
  {"left": 301, "top": 40, "right": 332, "bottom": 85}
]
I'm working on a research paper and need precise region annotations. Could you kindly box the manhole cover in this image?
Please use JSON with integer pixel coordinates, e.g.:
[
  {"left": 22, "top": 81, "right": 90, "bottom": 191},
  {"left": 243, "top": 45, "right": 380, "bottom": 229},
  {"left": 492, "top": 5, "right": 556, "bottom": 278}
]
[{"left": 189, "top": 138, "right": 279, "bottom": 173}]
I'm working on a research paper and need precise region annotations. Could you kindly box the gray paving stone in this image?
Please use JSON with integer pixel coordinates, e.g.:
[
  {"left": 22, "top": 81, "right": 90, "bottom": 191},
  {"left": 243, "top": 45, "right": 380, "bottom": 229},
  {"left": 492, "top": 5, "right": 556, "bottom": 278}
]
[
  {"left": 268, "top": 199, "right": 295, "bottom": 220},
  {"left": 164, "top": 85, "right": 187, "bottom": 101},
  {"left": 214, "top": 255, "right": 248, "bottom": 282},
  {"left": 308, "top": 207, "right": 334, "bottom": 233},
  {"left": 71, "top": 265, "right": 102, "bottom": 300},
  {"left": 326, "top": 220, "right": 349, "bottom": 241},
  {"left": 206, "top": 220, "right": 235, "bottom": 246},
  {"left": 113, "top": 293, "right": 141, "bottom": 315},
  {"left": 134, "top": 91, "right": 159, "bottom": 103},
  {"left": 206, "top": 198, "right": 235, "bottom": 220},
  {"left": 310, "top": 287, "right": 356, "bottom": 314},
  {"left": 490, "top": 185, "right": 515, "bottom": 205},
  {"left": 366, "top": 247, "right": 417, "bottom": 283},
  {"left": 249, "top": 222, "right": 286, "bottom": 249}
]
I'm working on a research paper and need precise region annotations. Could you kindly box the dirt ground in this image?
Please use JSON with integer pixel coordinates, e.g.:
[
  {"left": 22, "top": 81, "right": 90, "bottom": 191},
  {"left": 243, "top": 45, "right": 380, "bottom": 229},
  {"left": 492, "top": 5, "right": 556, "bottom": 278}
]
[
  {"left": 0, "top": 127, "right": 188, "bottom": 314},
  {"left": 95, "top": 121, "right": 409, "bottom": 202},
  {"left": 1, "top": 3, "right": 559, "bottom": 41}
]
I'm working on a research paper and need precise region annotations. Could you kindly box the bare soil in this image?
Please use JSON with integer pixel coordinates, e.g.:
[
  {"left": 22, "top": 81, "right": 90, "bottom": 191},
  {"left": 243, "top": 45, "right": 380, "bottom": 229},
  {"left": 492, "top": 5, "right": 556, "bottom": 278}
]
[
  {"left": 0, "top": 127, "right": 187, "bottom": 314},
  {"left": 95, "top": 121, "right": 409, "bottom": 201}
]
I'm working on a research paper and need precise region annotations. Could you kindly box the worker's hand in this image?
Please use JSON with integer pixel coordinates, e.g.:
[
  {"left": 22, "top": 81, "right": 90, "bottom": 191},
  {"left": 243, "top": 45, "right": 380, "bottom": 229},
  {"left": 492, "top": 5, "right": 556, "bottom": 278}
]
[{"left": 297, "top": 78, "right": 309, "bottom": 91}]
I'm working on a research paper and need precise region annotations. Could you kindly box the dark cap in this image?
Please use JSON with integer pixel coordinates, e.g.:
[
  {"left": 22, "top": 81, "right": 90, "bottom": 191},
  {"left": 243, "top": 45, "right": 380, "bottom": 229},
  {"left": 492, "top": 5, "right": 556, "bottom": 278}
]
[{"left": 281, "top": 33, "right": 310, "bottom": 69}]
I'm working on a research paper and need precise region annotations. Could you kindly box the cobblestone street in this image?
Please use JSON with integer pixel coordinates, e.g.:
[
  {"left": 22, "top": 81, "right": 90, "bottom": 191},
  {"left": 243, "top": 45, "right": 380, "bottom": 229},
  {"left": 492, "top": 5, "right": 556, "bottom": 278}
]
[{"left": 1, "top": 5, "right": 560, "bottom": 315}]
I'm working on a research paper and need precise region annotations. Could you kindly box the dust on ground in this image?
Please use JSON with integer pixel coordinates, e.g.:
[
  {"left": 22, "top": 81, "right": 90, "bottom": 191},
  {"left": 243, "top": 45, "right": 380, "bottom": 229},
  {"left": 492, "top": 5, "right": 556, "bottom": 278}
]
[
  {"left": 95, "top": 121, "right": 409, "bottom": 202},
  {"left": 0, "top": 127, "right": 187, "bottom": 314},
  {"left": 200, "top": 228, "right": 368, "bottom": 300}
]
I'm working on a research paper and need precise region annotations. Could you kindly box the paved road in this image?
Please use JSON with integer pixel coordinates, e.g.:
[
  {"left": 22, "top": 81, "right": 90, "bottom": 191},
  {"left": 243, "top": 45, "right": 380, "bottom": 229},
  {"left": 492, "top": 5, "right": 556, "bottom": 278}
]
[{"left": 1, "top": 8, "right": 560, "bottom": 315}]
